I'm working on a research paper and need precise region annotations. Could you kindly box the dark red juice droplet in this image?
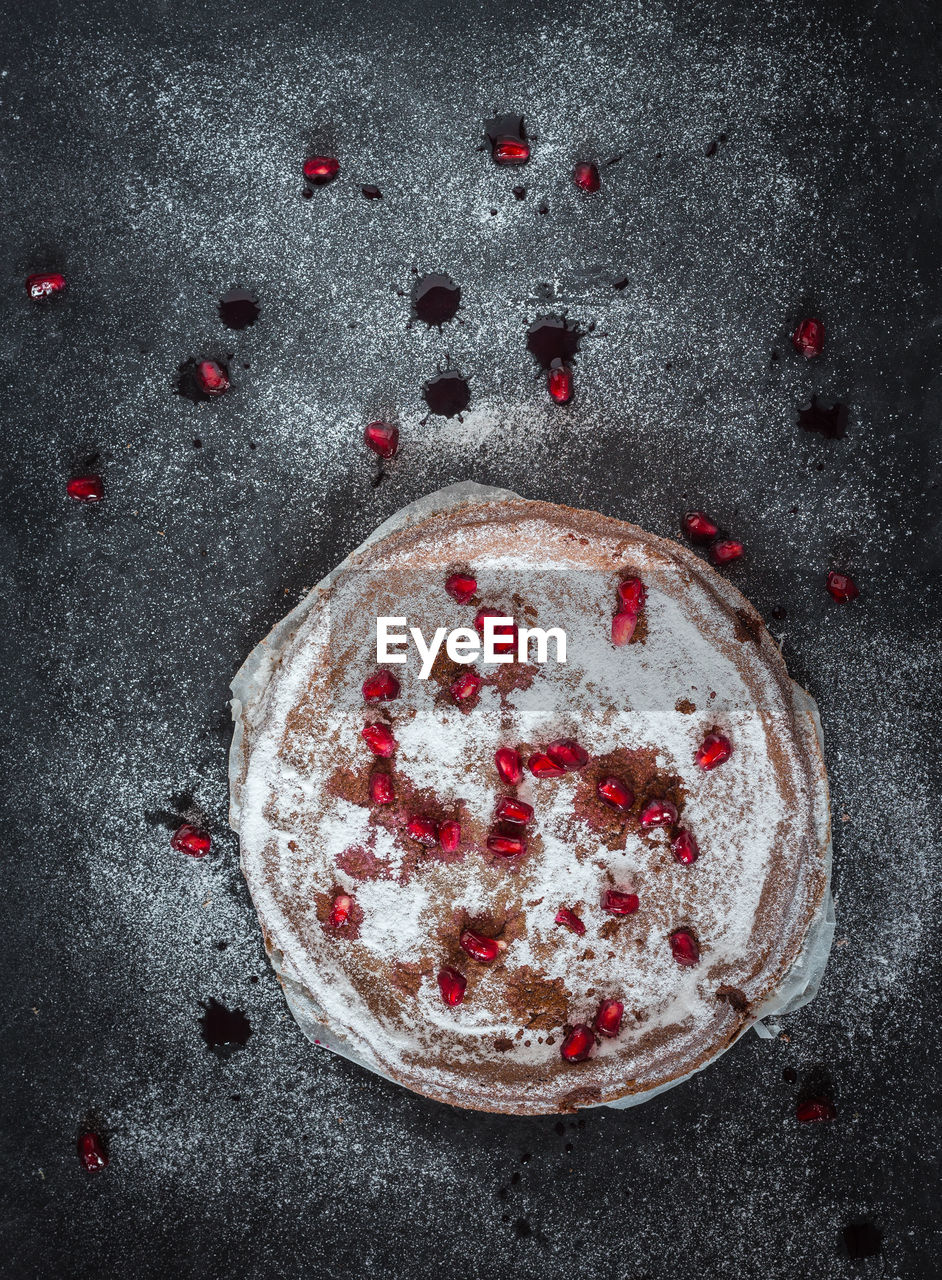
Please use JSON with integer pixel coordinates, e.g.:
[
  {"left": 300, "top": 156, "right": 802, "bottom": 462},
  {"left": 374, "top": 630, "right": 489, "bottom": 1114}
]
[
  {"left": 526, "top": 314, "right": 581, "bottom": 368},
  {"left": 218, "top": 289, "right": 260, "bottom": 330},
  {"left": 414, "top": 273, "right": 461, "bottom": 325},
  {"left": 424, "top": 370, "right": 470, "bottom": 417}
]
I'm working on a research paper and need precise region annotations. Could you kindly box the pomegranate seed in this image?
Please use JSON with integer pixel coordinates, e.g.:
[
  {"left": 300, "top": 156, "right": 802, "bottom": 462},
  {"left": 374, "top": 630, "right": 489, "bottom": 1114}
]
[
  {"left": 560, "top": 1024, "right": 594, "bottom": 1062},
  {"left": 77, "top": 1131, "right": 108, "bottom": 1173},
  {"left": 597, "top": 776, "right": 634, "bottom": 810},
  {"left": 363, "top": 421, "right": 398, "bottom": 458},
  {"left": 710, "top": 538, "right": 744, "bottom": 565},
  {"left": 495, "top": 795, "right": 533, "bottom": 825},
  {"left": 493, "top": 138, "right": 530, "bottom": 165},
  {"left": 612, "top": 610, "right": 639, "bottom": 646},
  {"left": 546, "top": 738, "right": 589, "bottom": 771},
  {"left": 528, "top": 751, "right": 566, "bottom": 779},
  {"left": 555, "top": 907, "right": 586, "bottom": 935},
  {"left": 369, "top": 772, "right": 394, "bottom": 805},
  {"left": 445, "top": 572, "right": 477, "bottom": 603},
  {"left": 362, "top": 722, "right": 396, "bottom": 756},
  {"left": 451, "top": 671, "right": 481, "bottom": 703},
  {"left": 407, "top": 815, "right": 438, "bottom": 846},
  {"left": 362, "top": 670, "right": 400, "bottom": 702},
  {"left": 796, "top": 1098, "right": 837, "bottom": 1123},
  {"left": 437, "top": 966, "right": 467, "bottom": 1005},
  {"left": 826, "top": 571, "right": 859, "bottom": 603},
  {"left": 27, "top": 271, "right": 67, "bottom": 301},
  {"left": 329, "top": 893, "right": 352, "bottom": 927},
  {"left": 170, "top": 823, "right": 211, "bottom": 858},
  {"left": 639, "top": 798, "right": 678, "bottom": 829},
  {"left": 439, "top": 820, "right": 461, "bottom": 853},
  {"left": 66, "top": 475, "right": 104, "bottom": 503},
  {"left": 460, "top": 928, "right": 504, "bottom": 963},
  {"left": 572, "top": 161, "right": 601, "bottom": 193},
  {"left": 486, "top": 832, "right": 527, "bottom": 858},
  {"left": 669, "top": 928, "right": 700, "bottom": 966},
  {"left": 195, "top": 360, "right": 229, "bottom": 396},
  {"left": 696, "top": 732, "right": 732, "bottom": 770},
  {"left": 682, "top": 510, "right": 719, "bottom": 543},
  {"left": 495, "top": 747, "right": 523, "bottom": 785},
  {"left": 303, "top": 155, "right": 340, "bottom": 184},
  {"left": 602, "top": 889, "right": 639, "bottom": 916},
  {"left": 671, "top": 828, "right": 700, "bottom": 865},
  {"left": 473, "top": 608, "right": 516, "bottom": 652},
  {"left": 792, "top": 317, "right": 825, "bottom": 358},
  {"left": 594, "top": 999, "right": 624, "bottom": 1038},
  {"left": 547, "top": 360, "right": 573, "bottom": 404},
  {"left": 617, "top": 577, "right": 647, "bottom": 610}
]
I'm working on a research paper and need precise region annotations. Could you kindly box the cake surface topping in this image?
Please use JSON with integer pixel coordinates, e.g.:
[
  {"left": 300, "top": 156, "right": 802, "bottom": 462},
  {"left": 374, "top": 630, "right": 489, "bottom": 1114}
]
[{"left": 231, "top": 495, "right": 830, "bottom": 1114}]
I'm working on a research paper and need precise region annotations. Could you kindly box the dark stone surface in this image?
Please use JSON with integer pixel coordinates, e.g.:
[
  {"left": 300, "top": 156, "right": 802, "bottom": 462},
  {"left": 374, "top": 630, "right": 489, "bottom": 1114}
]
[{"left": 1, "top": 0, "right": 939, "bottom": 1277}]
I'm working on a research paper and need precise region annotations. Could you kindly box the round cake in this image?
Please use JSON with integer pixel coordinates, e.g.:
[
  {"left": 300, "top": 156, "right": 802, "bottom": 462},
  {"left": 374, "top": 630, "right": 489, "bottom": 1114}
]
[{"left": 230, "top": 492, "right": 830, "bottom": 1114}]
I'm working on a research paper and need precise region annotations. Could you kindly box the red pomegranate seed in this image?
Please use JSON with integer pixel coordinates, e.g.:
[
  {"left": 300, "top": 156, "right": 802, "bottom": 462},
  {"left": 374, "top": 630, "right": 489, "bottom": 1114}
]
[
  {"left": 445, "top": 572, "right": 477, "bottom": 604},
  {"left": 362, "top": 722, "right": 396, "bottom": 756},
  {"left": 560, "top": 1024, "right": 594, "bottom": 1062},
  {"left": 170, "top": 823, "right": 211, "bottom": 858},
  {"left": 451, "top": 672, "right": 482, "bottom": 703},
  {"left": 696, "top": 732, "right": 732, "bottom": 770},
  {"left": 362, "top": 670, "right": 400, "bottom": 702},
  {"left": 796, "top": 1098, "right": 837, "bottom": 1123},
  {"left": 669, "top": 928, "right": 700, "bottom": 966},
  {"left": 617, "top": 577, "right": 647, "bottom": 610},
  {"left": 597, "top": 776, "right": 634, "bottom": 810},
  {"left": 407, "top": 815, "right": 438, "bottom": 846},
  {"left": 495, "top": 746, "right": 522, "bottom": 785},
  {"left": 671, "top": 828, "right": 700, "bottom": 865},
  {"left": 77, "top": 1131, "right": 108, "bottom": 1173},
  {"left": 554, "top": 907, "right": 586, "bottom": 936},
  {"left": 603, "top": 889, "right": 639, "bottom": 916},
  {"left": 303, "top": 155, "right": 340, "bottom": 184},
  {"left": 710, "top": 538, "right": 744, "bottom": 565},
  {"left": 369, "top": 772, "right": 394, "bottom": 805},
  {"left": 66, "top": 475, "right": 104, "bottom": 503},
  {"left": 437, "top": 966, "right": 467, "bottom": 1005},
  {"left": 363, "top": 421, "right": 399, "bottom": 458},
  {"left": 329, "top": 893, "right": 352, "bottom": 927},
  {"left": 439, "top": 820, "right": 461, "bottom": 853},
  {"left": 682, "top": 510, "right": 719, "bottom": 543},
  {"left": 460, "top": 928, "right": 504, "bottom": 963},
  {"left": 494, "top": 138, "right": 530, "bottom": 165},
  {"left": 594, "top": 999, "right": 624, "bottom": 1038},
  {"left": 528, "top": 751, "right": 566, "bottom": 779},
  {"left": 195, "top": 360, "right": 229, "bottom": 396},
  {"left": 547, "top": 360, "right": 573, "bottom": 404},
  {"left": 612, "top": 611, "right": 639, "bottom": 646},
  {"left": 26, "top": 271, "right": 67, "bottom": 301},
  {"left": 473, "top": 608, "right": 516, "bottom": 652},
  {"left": 486, "top": 832, "right": 527, "bottom": 858},
  {"left": 546, "top": 738, "right": 589, "bottom": 771},
  {"left": 639, "top": 798, "right": 678, "bottom": 829},
  {"left": 495, "top": 795, "right": 533, "bottom": 825},
  {"left": 572, "top": 161, "right": 601, "bottom": 193},
  {"left": 826, "top": 571, "right": 859, "bottom": 602},
  {"left": 792, "top": 317, "right": 825, "bottom": 358}
]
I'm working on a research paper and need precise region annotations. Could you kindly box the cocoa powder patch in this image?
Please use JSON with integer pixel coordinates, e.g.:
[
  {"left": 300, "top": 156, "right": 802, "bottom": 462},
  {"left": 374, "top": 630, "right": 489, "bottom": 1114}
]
[{"left": 504, "top": 965, "right": 570, "bottom": 1031}]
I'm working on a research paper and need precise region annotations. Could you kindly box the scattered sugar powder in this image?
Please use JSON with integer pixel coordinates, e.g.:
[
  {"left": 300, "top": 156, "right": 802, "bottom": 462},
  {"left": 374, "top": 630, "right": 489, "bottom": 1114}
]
[{"left": 4, "top": 0, "right": 940, "bottom": 1268}]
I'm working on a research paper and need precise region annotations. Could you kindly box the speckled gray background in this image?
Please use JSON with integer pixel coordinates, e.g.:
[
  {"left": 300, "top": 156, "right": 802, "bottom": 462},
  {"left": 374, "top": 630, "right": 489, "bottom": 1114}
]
[{"left": 1, "top": 0, "right": 940, "bottom": 1276}]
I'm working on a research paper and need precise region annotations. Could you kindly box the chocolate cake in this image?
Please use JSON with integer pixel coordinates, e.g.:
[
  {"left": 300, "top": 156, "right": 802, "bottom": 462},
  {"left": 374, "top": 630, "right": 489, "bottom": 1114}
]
[{"left": 230, "top": 493, "right": 830, "bottom": 1114}]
